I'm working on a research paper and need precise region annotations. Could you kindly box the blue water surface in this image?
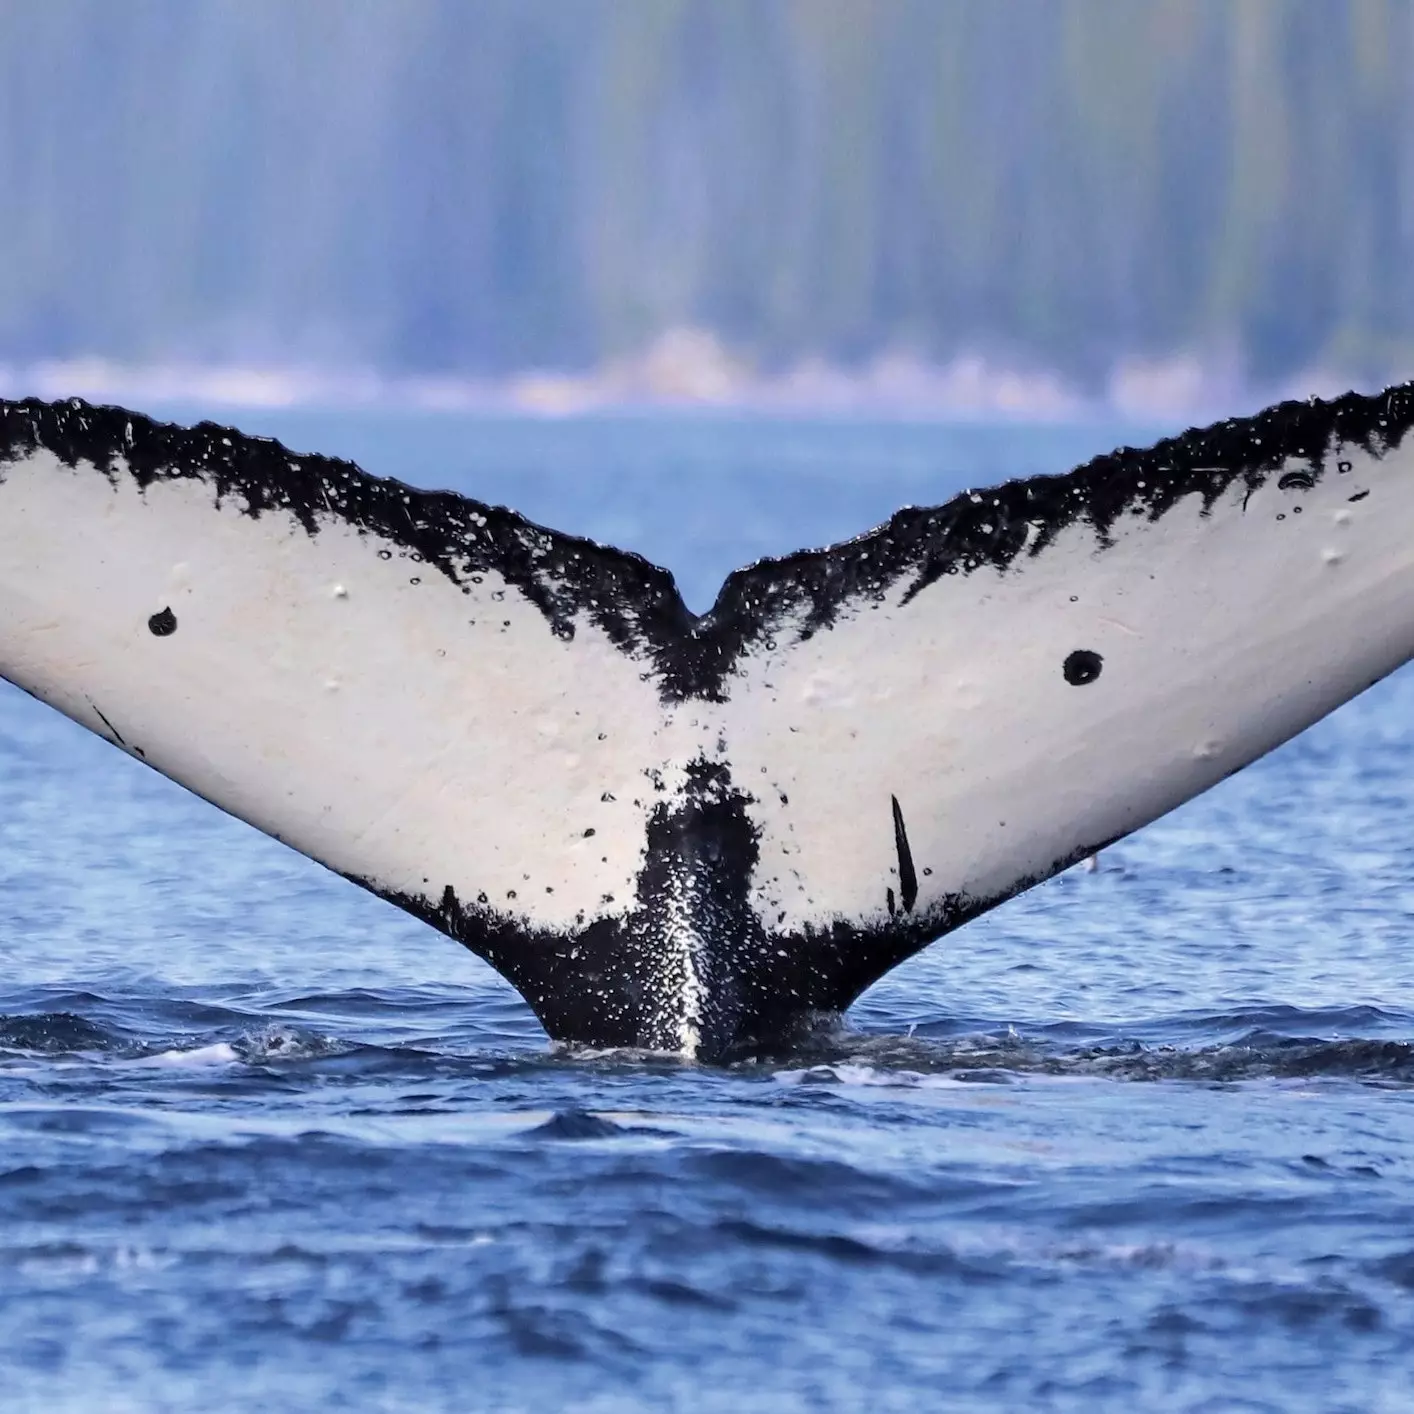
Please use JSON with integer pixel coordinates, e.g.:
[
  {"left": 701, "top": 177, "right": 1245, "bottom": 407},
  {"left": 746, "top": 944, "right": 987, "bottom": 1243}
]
[{"left": 2, "top": 409, "right": 1414, "bottom": 1413}]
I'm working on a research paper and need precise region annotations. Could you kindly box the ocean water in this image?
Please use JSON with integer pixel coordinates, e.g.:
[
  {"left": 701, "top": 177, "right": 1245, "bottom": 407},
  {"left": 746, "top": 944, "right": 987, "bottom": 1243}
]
[{"left": 3, "top": 410, "right": 1414, "bottom": 1413}]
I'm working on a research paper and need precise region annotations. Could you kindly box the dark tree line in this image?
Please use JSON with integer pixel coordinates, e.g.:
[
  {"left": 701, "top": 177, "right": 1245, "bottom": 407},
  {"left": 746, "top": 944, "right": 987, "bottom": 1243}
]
[{"left": 0, "top": 0, "right": 1410, "bottom": 385}]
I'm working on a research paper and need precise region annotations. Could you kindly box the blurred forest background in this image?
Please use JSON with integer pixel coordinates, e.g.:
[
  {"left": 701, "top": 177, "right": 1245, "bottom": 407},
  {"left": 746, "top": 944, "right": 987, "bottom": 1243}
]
[{"left": 0, "top": 0, "right": 1411, "bottom": 411}]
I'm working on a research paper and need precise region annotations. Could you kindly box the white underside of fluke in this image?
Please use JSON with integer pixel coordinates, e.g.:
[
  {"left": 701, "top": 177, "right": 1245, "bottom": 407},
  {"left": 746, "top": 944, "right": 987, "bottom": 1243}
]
[
  {"left": 0, "top": 453, "right": 667, "bottom": 926},
  {"left": 721, "top": 446, "right": 1414, "bottom": 930},
  {"left": 2, "top": 394, "right": 1414, "bottom": 1055}
]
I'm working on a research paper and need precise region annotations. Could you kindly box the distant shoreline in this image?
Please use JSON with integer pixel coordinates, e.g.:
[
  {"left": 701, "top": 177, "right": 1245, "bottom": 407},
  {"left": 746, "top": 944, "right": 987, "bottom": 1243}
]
[{"left": 0, "top": 332, "right": 1382, "bottom": 427}]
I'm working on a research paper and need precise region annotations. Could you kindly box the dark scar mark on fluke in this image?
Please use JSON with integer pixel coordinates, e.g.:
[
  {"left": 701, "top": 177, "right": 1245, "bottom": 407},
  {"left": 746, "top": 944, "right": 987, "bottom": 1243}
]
[
  {"left": 1063, "top": 649, "right": 1103, "bottom": 686},
  {"left": 891, "top": 795, "right": 918, "bottom": 914},
  {"left": 1278, "top": 471, "right": 1315, "bottom": 491},
  {"left": 147, "top": 607, "right": 177, "bottom": 637},
  {"left": 89, "top": 702, "right": 126, "bottom": 746},
  {"left": 1349, "top": 490, "right": 1370, "bottom": 502}
]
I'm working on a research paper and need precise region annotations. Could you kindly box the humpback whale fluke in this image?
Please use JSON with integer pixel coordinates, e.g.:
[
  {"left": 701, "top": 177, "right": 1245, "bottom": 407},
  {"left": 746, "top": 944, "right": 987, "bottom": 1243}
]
[{"left": 2, "top": 388, "right": 1414, "bottom": 1060}]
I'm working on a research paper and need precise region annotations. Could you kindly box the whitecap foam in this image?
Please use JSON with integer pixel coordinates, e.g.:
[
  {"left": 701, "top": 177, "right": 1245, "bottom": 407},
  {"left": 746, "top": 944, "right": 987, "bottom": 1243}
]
[{"left": 128, "top": 1042, "right": 240, "bottom": 1069}]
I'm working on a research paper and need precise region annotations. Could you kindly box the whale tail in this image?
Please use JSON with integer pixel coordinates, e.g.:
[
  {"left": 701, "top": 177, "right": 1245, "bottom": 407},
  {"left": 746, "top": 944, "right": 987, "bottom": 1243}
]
[{"left": 2, "top": 389, "right": 1414, "bottom": 1059}]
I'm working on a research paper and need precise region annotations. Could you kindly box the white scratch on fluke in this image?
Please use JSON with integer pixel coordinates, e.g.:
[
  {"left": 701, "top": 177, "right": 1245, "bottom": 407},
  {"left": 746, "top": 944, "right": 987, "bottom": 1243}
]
[
  {"left": 4, "top": 386, "right": 1414, "bottom": 1060},
  {"left": 665, "top": 857, "right": 705, "bottom": 1059}
]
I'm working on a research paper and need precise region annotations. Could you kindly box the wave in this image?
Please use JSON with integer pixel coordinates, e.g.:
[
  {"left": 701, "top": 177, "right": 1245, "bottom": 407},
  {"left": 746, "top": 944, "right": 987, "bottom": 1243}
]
[
  {"left": 775, "top": 1004, "right": 1414, "bottom": 1084},
  {"left": 777, "top": 1035, "right": 1414, "bottom": 1085},
  {"left": 1, "top": 992, "right": 1412, "bottom": 1083},
  {"left": 0, "top": 1011, "right": 120, "bottom": 1055}
]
